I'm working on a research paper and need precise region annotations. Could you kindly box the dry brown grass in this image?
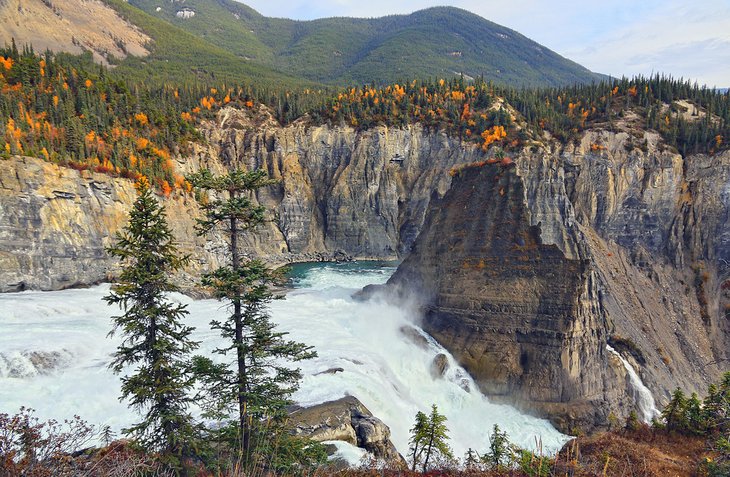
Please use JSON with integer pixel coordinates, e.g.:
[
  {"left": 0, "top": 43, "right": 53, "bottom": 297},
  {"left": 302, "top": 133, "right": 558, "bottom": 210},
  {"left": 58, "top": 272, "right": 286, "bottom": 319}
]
[{"left": 553, "top": 426, "right": 710, "bottom": 477}]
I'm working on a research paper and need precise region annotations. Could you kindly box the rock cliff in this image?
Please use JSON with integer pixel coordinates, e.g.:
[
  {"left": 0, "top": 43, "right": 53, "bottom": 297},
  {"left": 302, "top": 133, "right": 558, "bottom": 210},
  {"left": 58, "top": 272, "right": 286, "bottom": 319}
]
[
  {"left": 386, "top": 134, "right": 730, "bottom": 432},
  {"left": 1, "top": 106, "right": 483, "bottom": 290},
  {"left": 0, "top": 156, "right": 222, "bottom": 292},
  {"left": 386, "top": 161, "right": 632, "bottom": 432}
]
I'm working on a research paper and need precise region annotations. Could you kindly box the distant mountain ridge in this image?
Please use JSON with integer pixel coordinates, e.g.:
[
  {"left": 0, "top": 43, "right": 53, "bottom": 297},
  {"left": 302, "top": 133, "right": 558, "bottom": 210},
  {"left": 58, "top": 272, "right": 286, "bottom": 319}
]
[
  {"left": 123, "top": 0, "right": 603, "bottom": 87},
  {"left": 0, "top": 0, "right": 603, "bottom": 87}
]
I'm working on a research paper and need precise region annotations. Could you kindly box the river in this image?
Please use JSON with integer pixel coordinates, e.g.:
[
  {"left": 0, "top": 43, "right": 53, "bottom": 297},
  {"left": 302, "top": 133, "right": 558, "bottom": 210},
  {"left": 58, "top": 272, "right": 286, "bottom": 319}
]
[{"left": 0, "top": 261, "right": 568, "bottom": 459}]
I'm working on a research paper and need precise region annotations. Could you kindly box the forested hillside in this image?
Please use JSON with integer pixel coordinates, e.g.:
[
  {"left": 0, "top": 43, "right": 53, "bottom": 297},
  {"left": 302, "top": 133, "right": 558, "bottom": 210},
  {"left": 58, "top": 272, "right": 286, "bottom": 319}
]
[
  {"left": 124, "top": 0, "right": 602, "bottom": 87},
  {"left": 1, "top": 46, "right": 728, "bottom": 193}
]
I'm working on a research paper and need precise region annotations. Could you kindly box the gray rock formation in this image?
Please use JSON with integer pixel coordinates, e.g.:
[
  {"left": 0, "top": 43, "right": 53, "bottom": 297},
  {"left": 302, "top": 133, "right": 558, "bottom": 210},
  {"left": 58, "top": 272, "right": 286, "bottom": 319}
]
[
  {"left": 0, "top": 156, "right": 224, "bottom": 292},
  {"left": 0, "top": 106, "right": 481, "bottom": 291},
  {"left": 288, "top": 396, "right": 402, "bottom": 462},
  {"left": 385, "top": 137, "right": 730, "bottom": 432},
  {"left": 387, "top": 162, "right": 632, "bottom": 432}
]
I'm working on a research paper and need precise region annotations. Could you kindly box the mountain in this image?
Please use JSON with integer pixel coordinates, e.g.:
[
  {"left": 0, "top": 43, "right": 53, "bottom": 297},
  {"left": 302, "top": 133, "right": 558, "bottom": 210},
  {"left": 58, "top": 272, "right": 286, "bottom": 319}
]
[
  {"left": 126, "top": 0, "right": 602, "bottom": 87},
  {"left": 0, "top": 0, "right": 151, "bottom": 63},
  {"left": 0, "top": 0, "right": 602, "bottom": 87}
]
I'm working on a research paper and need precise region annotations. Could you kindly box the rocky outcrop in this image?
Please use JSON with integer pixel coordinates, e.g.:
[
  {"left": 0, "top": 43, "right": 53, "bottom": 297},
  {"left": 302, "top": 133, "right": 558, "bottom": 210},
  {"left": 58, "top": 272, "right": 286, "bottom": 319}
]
[
  {"left": 288, "top": 396, "right": 402, "bottom": 462},
  {"left": 387, "top": 162, "right": 632, "bottom": 432},
  {"left": 188, "top": 106, "right": 483, "bottom": 260},
  {"left": 0, "top": 349, "right": 74, "bottom": 378},
  {"left": 1, "top": 106, "right": 482, "bottom": 291},
  {"left": 0, "top": 156, "right": 223, "bottom": 292}
]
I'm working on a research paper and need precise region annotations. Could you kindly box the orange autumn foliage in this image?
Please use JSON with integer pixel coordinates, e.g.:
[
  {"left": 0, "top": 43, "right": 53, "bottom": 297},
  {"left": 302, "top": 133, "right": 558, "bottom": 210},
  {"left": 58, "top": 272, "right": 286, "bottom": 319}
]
[
  {"left": 134, "top": 113, "right": 149, "bottom": 126},
  {"left": 480, "top": 125, "right": 507, "bottom": 150},
  {"left": 135, "top": 137, "right": 150, "bottom": 150},
  {"left": 160, "top": 180, "right": 172, "bottom": 197}
]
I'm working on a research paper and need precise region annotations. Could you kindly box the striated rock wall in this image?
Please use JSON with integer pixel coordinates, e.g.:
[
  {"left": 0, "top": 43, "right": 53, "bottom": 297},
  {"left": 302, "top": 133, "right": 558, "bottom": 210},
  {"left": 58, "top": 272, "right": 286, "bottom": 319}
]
[
  {"left": 386, "top": 162, "right": 632, "bottom": 432},
  {"left": 0, "top": 106, "right": 483, "bottom": 291},
  {"left": 0, "top": 156, "right": 222, "bottom": 292},
  {"left": 386, "top": 132, "right": 730, "bottom": 432},
  {"left": 189, "top": 106, "right": 483, "bottom": 260}
]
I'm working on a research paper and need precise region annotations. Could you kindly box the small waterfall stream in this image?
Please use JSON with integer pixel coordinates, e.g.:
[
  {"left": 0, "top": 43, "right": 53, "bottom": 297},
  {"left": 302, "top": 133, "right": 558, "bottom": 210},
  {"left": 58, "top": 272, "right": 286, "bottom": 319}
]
[{"left": 606, "top": 345, "right": 660, "bottom": 422}]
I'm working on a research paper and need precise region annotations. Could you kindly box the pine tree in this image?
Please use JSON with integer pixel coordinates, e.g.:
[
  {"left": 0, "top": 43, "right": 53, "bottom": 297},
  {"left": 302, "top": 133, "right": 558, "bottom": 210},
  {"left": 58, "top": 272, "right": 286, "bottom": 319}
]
[
  {"left": 407, "top": 404, "right": 452, "bottom": 472},
  {"left": 187, "top": 168, "right": 316, "bottom": 466},
  {"left": 703, "top": 372, "right": 730, "bottom": 434},
  {"left": 662, "top": 388, "right": 688, "bottom": 432},
  {"left": 105, "top": 178, "right": 199, "bottom": 468},
  {"left": 483, "top": 424, "right": 511, "bottom": 469},
  {"left": 408, "top": 410, "right": 429, "bottom": 471},
  {"left": 463, "top": 448, "right": 482, "bottom": 470},
  {"left": 685, "top": 392, "right": 705, "bottom": 435}
]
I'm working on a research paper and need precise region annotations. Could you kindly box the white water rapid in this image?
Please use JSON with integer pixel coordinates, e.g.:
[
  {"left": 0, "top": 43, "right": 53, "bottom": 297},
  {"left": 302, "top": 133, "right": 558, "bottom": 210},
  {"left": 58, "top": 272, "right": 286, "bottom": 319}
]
[
  {"left": 606, "top": 345, "right": 660, "bottom": 422},
  {"left": 0, "top": 262, "right": 569, "bottom": 458}
]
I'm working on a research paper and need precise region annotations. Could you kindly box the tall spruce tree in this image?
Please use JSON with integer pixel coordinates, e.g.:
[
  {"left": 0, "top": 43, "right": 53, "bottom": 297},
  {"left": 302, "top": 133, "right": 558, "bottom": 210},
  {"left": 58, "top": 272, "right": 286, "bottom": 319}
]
[
  {"left": 187, "top": 168, "right": 316, "bottom": 464},
  {"left": 105, "top": 178, "right": 198, "bottom": 466}
]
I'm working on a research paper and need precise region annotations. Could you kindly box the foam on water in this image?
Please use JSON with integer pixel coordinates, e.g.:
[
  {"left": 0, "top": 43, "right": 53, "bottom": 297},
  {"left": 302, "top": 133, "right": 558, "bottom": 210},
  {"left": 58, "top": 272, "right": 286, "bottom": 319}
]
[{"left": 0, "top": 262, "right": 569, "bottom": 457}]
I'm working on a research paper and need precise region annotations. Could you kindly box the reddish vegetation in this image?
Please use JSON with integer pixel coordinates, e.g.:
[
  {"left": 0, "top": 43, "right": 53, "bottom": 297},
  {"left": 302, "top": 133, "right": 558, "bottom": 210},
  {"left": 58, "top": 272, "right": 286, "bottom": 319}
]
[{"left": 555, "top": 427, "right": 711, "bottom": 477}]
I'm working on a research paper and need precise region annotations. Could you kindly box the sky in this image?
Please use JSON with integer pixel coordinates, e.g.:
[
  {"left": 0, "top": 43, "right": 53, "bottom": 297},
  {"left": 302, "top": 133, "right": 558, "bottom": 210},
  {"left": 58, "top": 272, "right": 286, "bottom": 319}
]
[{"left": 240, "top": 0, "right": 730, "bottom": 88}]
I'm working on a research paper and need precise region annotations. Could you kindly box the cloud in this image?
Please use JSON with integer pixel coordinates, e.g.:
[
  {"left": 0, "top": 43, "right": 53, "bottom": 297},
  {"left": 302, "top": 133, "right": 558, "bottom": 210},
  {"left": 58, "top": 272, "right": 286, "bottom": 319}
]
[{"left": 240, "top": 0, "right": 730, "bottom": 87}]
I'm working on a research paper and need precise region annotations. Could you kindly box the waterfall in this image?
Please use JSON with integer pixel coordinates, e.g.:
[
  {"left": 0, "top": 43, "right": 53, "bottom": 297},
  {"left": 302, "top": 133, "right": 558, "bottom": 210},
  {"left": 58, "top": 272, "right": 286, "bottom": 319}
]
[
  {"left": 606, "top": 345, "right": 660, "bottom": 422},
  {"left": 0, "top": 262, "right": 570, "bottom": 457}
]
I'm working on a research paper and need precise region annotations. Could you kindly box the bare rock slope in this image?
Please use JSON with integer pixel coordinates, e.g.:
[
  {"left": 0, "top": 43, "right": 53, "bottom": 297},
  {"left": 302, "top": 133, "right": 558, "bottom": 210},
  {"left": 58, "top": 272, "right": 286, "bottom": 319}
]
[
  {"left": 0, "top": 0, "right": 149, "bottom": 63},
  {"left": 386, "top": 138, "right": 730, "bottom": 432}
]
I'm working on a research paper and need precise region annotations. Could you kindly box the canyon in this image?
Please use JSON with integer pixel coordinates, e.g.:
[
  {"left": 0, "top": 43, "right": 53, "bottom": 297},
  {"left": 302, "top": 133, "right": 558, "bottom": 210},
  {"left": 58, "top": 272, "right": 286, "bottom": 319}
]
[{"left": 1, "top": 105, "right": 728, "bottom": 432}]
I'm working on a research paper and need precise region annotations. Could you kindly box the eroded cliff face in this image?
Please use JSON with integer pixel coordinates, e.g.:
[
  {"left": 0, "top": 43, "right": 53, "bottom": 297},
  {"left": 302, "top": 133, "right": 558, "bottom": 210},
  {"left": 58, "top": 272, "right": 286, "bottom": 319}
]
[
  {"left": 386, "top": 162, "right": 633, "bottom": 431},
  {"left": 188, "top": 106, "right": 484, "bottom": 261},
  {"left": 0, "top": 106, "right": 482, "bottom": 290},
  {"left": 0, "top": 156, "right": 222, "bottom": 292},
  {"left": 386, "top": 130, "right": 730, "bottom": 432}
]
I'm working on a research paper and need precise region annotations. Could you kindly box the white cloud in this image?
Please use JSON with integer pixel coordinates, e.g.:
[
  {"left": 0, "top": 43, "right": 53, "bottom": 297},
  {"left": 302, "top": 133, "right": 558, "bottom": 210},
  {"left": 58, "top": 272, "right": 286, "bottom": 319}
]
[{"left": 240, "top": 0, "right": 730, "bottom": 87}]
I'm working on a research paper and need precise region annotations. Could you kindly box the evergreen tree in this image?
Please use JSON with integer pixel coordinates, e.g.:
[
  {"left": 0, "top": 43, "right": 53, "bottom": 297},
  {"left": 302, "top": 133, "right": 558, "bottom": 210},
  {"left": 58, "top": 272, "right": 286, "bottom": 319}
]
[
  {"left": 187, "top": 168, "right": 316, "bottom": 467},
  {"left": 685, "top": 392, "right": 705, "bottom": 435},
  {"left": 703, "top": 373, "right": 730, "bottom": 434},
  {"left": 408, "top": 410, "right": 429, "bottom": 472},
  {"left": 407, "top": 404, "right": 452, "bottom": 472},
  {"left": 483, "top": 424, "right": 511, "bottom": 469},
  {"left": 662, "top": 388, "right": 688, "bottom": 432},
  {"left": 105, "top": 178, "right": 199, "bottom": 468},
  {"left": 463, "top": 448, "right": 482, "bottom": 470}
]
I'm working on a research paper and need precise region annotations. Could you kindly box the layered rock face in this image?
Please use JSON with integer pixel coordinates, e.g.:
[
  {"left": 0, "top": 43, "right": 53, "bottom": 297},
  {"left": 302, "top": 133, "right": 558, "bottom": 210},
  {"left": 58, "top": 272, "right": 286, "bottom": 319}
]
[
  {"left": 1, "top": 106, "right": 482, "bottom": 290},
  {"left": 0, "top": 156, "right": 223, "bottom": 292},
  {"left": 387, "top": 162, "right": 631, "bottom": 431},
  {"left": 387, "top": 135, "right": 730, "bottom": 431},
  {"left": 189, "top": 106, "right": 483, "bottom": 260}
]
